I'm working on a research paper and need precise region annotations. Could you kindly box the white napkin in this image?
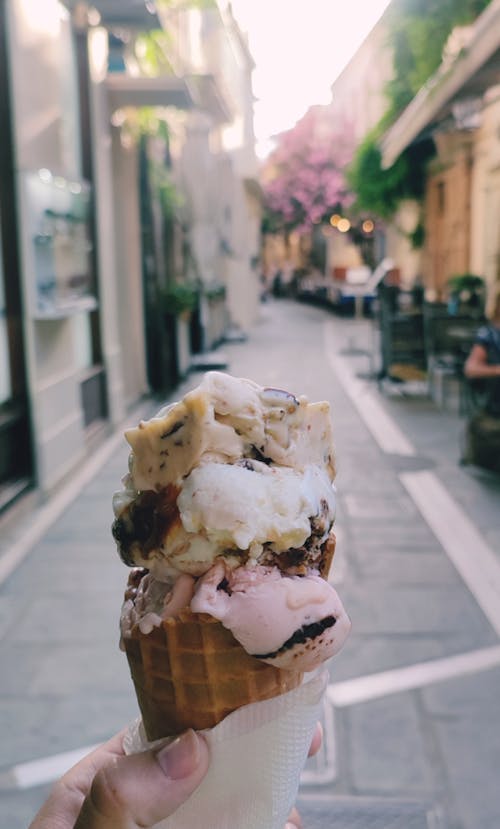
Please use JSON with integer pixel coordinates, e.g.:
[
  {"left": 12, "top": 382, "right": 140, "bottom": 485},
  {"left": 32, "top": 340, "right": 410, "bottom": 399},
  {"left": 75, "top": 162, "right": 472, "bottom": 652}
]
[{"left": 123, "top": 670, "right": 327, "bottom": 829}]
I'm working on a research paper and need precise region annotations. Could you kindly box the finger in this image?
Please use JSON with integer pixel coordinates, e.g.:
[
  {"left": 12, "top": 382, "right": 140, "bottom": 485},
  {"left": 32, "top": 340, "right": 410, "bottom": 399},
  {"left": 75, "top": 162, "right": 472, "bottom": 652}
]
[
  {"left": 308, "top": 721, "right": 323, "bottom": 757},
  {"left": 287, "top": 726, "right": 322, "bottom": 829},
  {"left": 28, "top": 732, "right": 128, "bottom": 829},
  {"left": 285, "top": 805, "right": 302, "bottom": 828},
  {"left": 74, "top": 729, "right": 209, "bottom": 828}
]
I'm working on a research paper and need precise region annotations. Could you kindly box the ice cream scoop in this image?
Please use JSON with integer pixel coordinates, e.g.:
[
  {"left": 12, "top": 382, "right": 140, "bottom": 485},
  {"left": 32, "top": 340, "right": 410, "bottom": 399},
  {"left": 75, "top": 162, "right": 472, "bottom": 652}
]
[
  {"left": 191, "top": 561, "right": 350, "bottom": 672},
  {"left": 112, "top": 372, "right": 337, "bottom": 582},
  {"left": 118, "top": 372, "right": 335, "bottom": 495}
]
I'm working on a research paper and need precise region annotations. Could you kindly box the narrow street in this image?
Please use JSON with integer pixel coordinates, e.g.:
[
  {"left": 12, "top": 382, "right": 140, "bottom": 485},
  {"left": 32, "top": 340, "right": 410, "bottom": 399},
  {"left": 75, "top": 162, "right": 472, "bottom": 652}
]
[{"left": 1, "top": 299, "right": 499, "bottom": 829}]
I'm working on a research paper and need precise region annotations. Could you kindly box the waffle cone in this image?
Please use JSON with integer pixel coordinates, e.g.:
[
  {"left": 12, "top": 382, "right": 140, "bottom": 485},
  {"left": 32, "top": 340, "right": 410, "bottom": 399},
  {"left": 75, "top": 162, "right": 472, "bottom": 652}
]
[{"left": 124, "top": 610, "right": 303, "bottom": 740}]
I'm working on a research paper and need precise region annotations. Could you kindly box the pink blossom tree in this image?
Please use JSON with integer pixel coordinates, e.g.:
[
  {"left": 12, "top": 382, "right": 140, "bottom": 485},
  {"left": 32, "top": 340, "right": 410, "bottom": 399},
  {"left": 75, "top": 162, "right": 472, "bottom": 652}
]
[{"left": 262, "top": 106, "right": 355, "bottom": 234}]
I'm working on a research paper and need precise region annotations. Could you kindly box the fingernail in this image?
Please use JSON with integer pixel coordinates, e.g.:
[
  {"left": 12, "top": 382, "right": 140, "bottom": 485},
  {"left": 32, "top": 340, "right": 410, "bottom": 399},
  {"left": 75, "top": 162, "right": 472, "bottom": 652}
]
[{"left": 156, "top": 729, "right": 201, "bottom": 780}]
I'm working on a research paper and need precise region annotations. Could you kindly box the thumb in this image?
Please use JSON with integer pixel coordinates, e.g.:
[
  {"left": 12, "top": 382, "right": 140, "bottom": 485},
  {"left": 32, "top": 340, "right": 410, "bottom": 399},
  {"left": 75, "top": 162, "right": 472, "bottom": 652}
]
[{"left": 74, "top": 729, "right": 209, "bottom": 828}]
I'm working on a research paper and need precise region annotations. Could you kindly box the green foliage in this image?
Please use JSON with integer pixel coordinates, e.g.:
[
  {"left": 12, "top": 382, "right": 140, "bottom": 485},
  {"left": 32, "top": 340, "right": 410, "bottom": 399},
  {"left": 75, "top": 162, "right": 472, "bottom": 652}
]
[
  {"left": 119, "top": 108, "right": 171, "bottom": 146},
  {"left": 261, "top": 210, "right": 284, "bottom": 236},
  {"left": 384, "top": 0, "right": 492, "bottom": 121},
  {"left": 134, "top": 30, "right": 175, "bottom": 77},
  {"left": 347, "top": 132, "right": 404, "bottom": 218},
  {"left": 408, "top": 220, "right": 425, "bottom": 249},
  {"left": 348, "top": 0, "right": 492, "bottom": 220},
  {"left": 162, "top": 282, "right": 199, "bottom": 315},
  {"left": 153, "top": 165, "right": 181, "bottom": 218},
  {"left": 347, "top": 131, "right": 432, "bottom": 220},
  {"left": 447, "top": 273, "right": 485, "bottom": 294},
  {"left": 447, "top": 273, "right": 486, "bottom": 313},
  {"left": 133, "top": 0, "right": 218, "bottom": 78},
  {"left": 204, "top": 283, "right": 226, "bottom": 302}
]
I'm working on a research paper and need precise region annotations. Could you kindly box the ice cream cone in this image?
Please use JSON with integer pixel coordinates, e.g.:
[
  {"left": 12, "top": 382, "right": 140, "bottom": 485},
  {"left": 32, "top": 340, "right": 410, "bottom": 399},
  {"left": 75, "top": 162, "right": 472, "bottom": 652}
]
[
  {"left": 114, "top": 373, "right": 349, "bottom": 742},
  {"left": 124, "top": 610, "right": 304, "bottom": 740}
]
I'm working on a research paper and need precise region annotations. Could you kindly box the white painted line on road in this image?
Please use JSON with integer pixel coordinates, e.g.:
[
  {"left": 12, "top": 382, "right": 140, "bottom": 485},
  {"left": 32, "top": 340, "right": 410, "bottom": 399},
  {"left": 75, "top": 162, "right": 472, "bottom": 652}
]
[
  {"left": 400, "top": 470, "right": 500, "bottom": 637},
  {"left": 7, "top": 646, "right": 500, "bottom": 790},
  {"left": 324, "top": 326, "right": 500, "bottom": 635},
  {"left": 328, "top": 645, "right": 500, "bottom": 708},
  {"left": 324, "top": 323, "right": 416, "bottom": 456},
  {"left": 5, "top": 743, "right": 102, "bottom": 790}
]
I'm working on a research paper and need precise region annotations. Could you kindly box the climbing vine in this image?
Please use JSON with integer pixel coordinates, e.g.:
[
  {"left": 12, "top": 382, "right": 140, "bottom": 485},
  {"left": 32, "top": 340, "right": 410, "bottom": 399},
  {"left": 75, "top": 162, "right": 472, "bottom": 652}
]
[
  {"left": 383, "top": 0, "right": 492, "bottom": 124},
  {"left": 348, "top": 0, "right": 493, "bottom": 228}
]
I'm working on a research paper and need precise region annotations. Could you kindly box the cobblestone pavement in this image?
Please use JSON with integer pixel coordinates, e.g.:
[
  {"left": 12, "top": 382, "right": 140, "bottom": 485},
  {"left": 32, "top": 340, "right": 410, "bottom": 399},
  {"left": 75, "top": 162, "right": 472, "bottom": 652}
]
[{"left": 1, "top": 298, "right": 499, "bottom": 828}]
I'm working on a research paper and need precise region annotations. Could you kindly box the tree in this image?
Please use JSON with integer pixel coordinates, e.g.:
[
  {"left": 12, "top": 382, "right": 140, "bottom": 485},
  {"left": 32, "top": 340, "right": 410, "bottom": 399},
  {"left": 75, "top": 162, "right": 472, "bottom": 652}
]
[{"left": 261, "top": 107, "right": 355, "bottom": 234}]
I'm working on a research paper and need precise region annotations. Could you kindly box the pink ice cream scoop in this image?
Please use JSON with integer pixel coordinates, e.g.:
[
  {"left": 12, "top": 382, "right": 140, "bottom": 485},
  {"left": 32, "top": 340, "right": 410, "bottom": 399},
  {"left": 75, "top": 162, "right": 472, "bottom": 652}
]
[{"left": 191, "top": 561, "right": 351, "bottom": 673}]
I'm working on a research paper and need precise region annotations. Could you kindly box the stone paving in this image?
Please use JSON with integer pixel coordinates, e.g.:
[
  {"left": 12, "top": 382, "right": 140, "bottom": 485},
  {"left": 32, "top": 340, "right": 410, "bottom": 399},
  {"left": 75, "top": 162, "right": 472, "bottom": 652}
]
[{"left": 1, "top": 298, "right": 499, "bottom": 828}]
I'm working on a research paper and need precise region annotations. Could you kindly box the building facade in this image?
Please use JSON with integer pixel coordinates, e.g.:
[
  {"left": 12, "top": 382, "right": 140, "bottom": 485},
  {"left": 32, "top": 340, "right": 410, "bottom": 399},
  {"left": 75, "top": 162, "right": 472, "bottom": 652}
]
[
  {"left": 324, "top": 6, "right": 423, "bottom": 286},
  {"left": 381, "top": 0, "right": 500, "bottom": 306},
  {"left": 0, "top": 0, "right": 259, "bottom": 515}
]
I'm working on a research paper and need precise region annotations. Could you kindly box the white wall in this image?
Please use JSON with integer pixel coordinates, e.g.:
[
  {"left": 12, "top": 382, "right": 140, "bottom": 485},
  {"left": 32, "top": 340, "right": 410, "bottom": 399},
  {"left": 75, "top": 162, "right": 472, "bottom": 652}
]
[
  {"left": 111, "top": 131, "right": 148, "bottom": 408},
  {"left": 6, "top": 1, "right": 134, "bottom": 495},
  {"left": 329, "top": 20, "right": 393, "bottom": 142},
  {"left": 385, "top": 201, "right": 423, "bottom": 288},
  {"left": 7, "top": 0, "right": 90, "bottom": 492}
]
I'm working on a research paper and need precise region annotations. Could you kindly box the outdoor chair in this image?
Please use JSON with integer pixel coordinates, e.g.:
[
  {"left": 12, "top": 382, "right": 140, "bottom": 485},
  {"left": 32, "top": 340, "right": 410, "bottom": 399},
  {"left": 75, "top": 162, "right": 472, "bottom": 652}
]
[
  {"left": 460, "top": 376, "right": 500, "bottom": 473},
  {"left": 423, "top": 310, "right": 480, "bottom": 410},
  {"left": 376, "top": 286, "right": 427, "bottom": 386}
]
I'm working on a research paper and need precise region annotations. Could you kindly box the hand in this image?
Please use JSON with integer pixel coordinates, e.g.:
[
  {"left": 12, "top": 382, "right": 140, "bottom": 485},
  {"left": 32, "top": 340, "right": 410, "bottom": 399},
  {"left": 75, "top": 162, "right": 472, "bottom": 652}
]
[
  {"left": 29, "top": 720, "right": 322, "bottom": 829},
  {"left": 29, "top": 728, "right": 209, "bottom": 829}
]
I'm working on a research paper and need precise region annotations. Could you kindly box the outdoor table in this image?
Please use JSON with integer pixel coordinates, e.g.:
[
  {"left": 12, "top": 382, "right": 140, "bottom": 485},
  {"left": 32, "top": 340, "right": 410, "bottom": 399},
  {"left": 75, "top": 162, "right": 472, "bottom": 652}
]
[{"left": 446, "top": 324, "right": 477, "bottom": 345}]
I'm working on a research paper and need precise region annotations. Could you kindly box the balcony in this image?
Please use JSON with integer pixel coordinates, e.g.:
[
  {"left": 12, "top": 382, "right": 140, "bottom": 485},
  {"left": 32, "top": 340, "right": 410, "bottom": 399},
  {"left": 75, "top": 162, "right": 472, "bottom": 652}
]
[
  {"left": 62, "top": 0, "right": 161, "bottom": 29},
  {"left": 155, "top": 5, "right": 236, "bottom": 124}
]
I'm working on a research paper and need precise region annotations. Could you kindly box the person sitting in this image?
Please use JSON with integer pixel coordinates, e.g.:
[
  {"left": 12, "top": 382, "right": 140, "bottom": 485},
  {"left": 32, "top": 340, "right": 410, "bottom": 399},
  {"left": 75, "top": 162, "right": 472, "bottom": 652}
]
[
  {"left": 462, "top": 290, "right": 500, "bottom": 472},
  {"left": 464, "top": 290, "right": 500, "bottom": 416}
]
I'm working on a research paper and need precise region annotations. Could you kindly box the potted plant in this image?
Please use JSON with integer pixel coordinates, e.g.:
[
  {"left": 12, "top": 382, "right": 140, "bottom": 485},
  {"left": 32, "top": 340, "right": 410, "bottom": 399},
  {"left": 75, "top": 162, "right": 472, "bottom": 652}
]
[
  {"left": 447, "top": 273, "right": 485, "bottom": 316},
  {"left": 162, "top": 282, "right": 199, "bottom": 319},
  {"left": 161, "top": 282, "right": 199, "bottom": 379},
  {"left": 204, "top": 283, "right": 226, "bottom": 303}
]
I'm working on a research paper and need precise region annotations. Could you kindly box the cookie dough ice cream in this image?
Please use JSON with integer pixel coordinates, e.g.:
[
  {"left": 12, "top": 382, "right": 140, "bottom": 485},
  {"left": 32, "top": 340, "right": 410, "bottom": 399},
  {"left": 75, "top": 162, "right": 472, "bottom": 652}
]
[{"left": 112, "top": 371, "right": 350, "bottom": 737}]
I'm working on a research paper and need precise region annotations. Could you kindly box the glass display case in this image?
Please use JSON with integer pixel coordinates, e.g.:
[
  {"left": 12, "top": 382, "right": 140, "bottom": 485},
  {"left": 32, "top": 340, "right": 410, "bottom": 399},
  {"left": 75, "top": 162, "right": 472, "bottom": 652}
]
[{"left": 23, "top": 169, "right": 96, "bottom": 318}]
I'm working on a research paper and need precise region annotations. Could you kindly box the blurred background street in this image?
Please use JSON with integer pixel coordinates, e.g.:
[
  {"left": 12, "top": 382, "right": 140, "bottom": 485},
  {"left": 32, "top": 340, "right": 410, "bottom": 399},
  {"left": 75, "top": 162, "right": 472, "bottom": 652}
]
[
  {"left": 1, "top": 298, "right": 500, "bottom": 828},
  {"left": 1, "top": 1, "right": 500, "bottom": 827}
]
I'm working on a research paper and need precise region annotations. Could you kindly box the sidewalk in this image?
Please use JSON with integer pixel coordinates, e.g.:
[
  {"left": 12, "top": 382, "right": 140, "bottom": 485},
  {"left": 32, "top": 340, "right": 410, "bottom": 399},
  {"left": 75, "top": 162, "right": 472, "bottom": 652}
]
[{"left": 1, "top": 298, "right": 499, "bottom": 829}]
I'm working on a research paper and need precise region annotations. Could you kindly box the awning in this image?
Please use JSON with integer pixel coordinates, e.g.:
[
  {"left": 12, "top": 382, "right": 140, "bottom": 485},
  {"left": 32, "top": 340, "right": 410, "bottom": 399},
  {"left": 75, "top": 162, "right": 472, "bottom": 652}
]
[
  {"left": 105, "top": 74, "right": 193, "bottom": 111},
  {"left": 381, "top": 0, "right": 500, "bottom": 168}
]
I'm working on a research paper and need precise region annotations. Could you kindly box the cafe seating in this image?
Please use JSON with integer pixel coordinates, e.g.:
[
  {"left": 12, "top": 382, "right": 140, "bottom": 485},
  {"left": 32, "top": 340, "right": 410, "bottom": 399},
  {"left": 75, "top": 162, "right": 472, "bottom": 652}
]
[
  {"left": 375, "top": 286, "right": 427, "bottom": 385},
  {"left": 461, "top": 376, "right": 500, "bottom": 473},
  {"left": 423, "top": 307, "right": 481, "bottom": 410}
]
